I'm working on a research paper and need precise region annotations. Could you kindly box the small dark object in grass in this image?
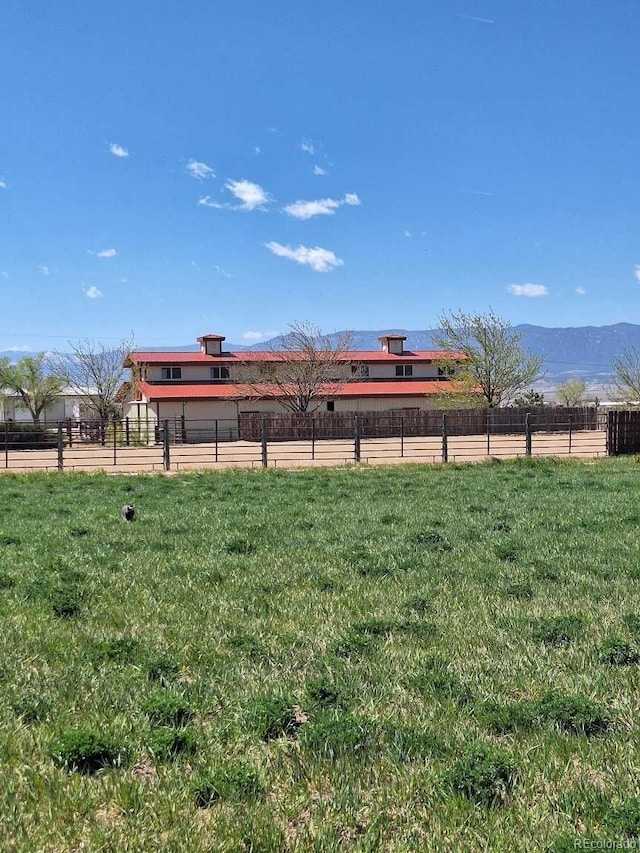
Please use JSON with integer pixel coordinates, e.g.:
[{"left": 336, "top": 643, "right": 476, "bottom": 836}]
[
  {"left": 224, "top": 536, "right": 255, "bottom": 555},
  {"left": 531, "top": 615, "right": 585, "bottom": 646},
  {"left": 492, "top": 521, "right": 511, "bottom": 532},
  {"left": 444, "top": 742, "right": 517, "bottom": 806},
  {"left": 148, "top": 727, "right": 197, "bottom": 760},
  {"left": 193, "top": 763, "right": 264, "bottom": 807},
  {"left": 142, "top": 693, "right": 194, "bottom": 728},
  {"left": 599, "top": 637, "right": 640, "bottom": 666},
  {"left": 245, "top": 696, "right": 300, "bottom": 741},
  {"left": 121, "top": 505, "right": 135, "bottom": 522},
  {"left": 49, "top": 730, "right": 126, "bottom": 773}
]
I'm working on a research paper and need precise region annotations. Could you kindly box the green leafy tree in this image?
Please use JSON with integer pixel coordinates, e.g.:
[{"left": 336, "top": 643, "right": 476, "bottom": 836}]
[
  {"left": 513, "top": 389, "right": 545, "bottom": 409},
  {"left": 556, "top": 378, "right": 586, "bottom": 407},
  {"left": 432, "top": 309, "right": 544, "bottom": 408},
  {"left": 610, "top": 347, "right": 640, "bottom": 404},
  {"left": 0, "top": 354, "right": 66, "bottom": 424}
]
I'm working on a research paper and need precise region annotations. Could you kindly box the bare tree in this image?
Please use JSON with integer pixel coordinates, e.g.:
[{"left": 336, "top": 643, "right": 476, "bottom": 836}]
[
  {"left": 48, "top": 337, "right": 135, "bottom": 421},
  {"left": 556, "top": 378, "right": 586, "bottom": 407},
  {"left": 432, "top": 309, "right": 544, "bottom": 408},
  {"left": 0, "top": 354, "right": 66, "bottom": 424},
  {"left": 236, "top": 322, "right": 362, "bottom": 412},
  {"left": 610, "top": 347, "right": 640, "bottom": 404}
]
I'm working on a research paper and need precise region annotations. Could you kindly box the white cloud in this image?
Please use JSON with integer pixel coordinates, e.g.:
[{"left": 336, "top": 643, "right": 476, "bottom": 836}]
[
  {"left": 109, "top": 143, "right": 129, "bottom": 158},
  {"left": 213, "top": 264, "right": 232, "bottom": 279},
  {"left": 404, "top": 229, "right": 413, "bottom": 237},
  {"left": 635, "top": 266, "right": 640, "bottom": 283},
  {"left": 575, "top": 286, "right": 586, "bottom": 295},
  {"left": 314, "top": 165, "right": 327, "bottom": 176},
  {"left": 242, "top": 330, "right": 278, "bottom": 342},
  {"left": 301, "top": 141, "right": 315, "bottom": 155},
  {"left": 284, "top": 193, "right": 361, "bottom": 220},
  {"left": 0, "top": 177, "right": 6, "bottom": 189},
  {"left": 506, "top": 283, "right": 549, "bottom": 298},
  {"left": 264, "top": 241, "right": 344, "bottom": 272},
  {"left": 97, "top": 248, "right": 117, "bottom": 258},
  {"left": 186, "top": 159, "right": 215, "bottom": 180},
  {"left": 254, "top": 146, "right": 261, "bottom": 155},
  {"left": 199, "top": 179, "right": 272, "bottom": 212},
  {"left": 85, "top": 286, "right": 103, "bottom": 299},
  {"left": 39, "top": 266, "right": 50, "bottom": 276},
  {"left": 7, "top": 345, "right": 30, "bottom": 352}
]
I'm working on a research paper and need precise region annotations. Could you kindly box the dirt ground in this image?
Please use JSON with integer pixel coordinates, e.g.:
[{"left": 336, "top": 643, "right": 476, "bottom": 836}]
[{"left": 0, "top": 430, "right": 608, "bottom": 473}]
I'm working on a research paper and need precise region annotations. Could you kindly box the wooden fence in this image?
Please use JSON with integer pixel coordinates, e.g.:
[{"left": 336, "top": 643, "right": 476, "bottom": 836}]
[{"left": 608, "top": 410, "right": 640, "bottom": 455}]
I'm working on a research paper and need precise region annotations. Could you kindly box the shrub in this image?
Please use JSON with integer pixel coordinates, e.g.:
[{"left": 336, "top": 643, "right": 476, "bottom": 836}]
[
  {"left": 0, "top": 423, "right": 56, "bottom": 449},
  {"left": 142, "top": 694, "right": 194, "bottom": 728},
  {"left": 193, "top": 763, "right": 264, "bottom": 807},
  {"left": 536, "top": 691, "right": 611, "bottom": 736},
  {"left": 49, "top": 730, "right": 126, "bottom": 773},
  {"left": 245, "top": 696, "right": 300, "bottom": 741},
  {"left": 599, "top": 637, "right": 640, "bottom": 666},
  {"left": 148, "top": 727, "right": 197, "bottom": 761},
  {"left": 531, "top": 615, "right": 585, "bottom": 646},
  {"left": 444, "top": 742, "right": 517, "bottom": 806}
]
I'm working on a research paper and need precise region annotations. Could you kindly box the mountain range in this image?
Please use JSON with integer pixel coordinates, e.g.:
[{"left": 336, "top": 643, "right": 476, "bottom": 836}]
[{"left": 2, "top": 323, "right": 638, "bottom": 394}]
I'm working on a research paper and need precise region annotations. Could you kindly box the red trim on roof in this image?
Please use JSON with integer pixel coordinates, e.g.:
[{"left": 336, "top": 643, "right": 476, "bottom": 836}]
[{"left": 138, "top": 380, "right": 458, "bottom": 402}]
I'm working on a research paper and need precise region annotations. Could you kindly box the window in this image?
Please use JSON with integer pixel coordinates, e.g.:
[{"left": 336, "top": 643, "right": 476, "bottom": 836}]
[
  {"left": 438, "top": 365, "right": 456, "bottom": 378},
  {"left": 161, "top": 367, "right": 182, "bottom": 380},
  {"left": 351, "top": 364, "right": 369, "bottom": 377},
  {"left": 210, "top": 366, "right": 230, "bottom": 379},
  {"left": 327, "top": 401, "right": 335, "bottom": 412},
  {"left": 395, "top": 365, "right": 413, "bottom": 377}
]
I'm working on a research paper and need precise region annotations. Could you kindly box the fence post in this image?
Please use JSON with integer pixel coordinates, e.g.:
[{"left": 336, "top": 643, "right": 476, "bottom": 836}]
[
  {"left": 568, "top": 414, "right": 572, "bottom": 454},
  {"left": 113, "top": 419, "right": 118, "bottom": 465},
  {"left": 162, "top": 419, "right": 171, "bottom": 471},
  {"left": 215, "top": 419, "right": 218, "bottom": 462},
  {"left": 486, "top": 410, "right": 491, "bottom": 456},
  {"left": 441, "top": 414, "right": 448, "bottom": 463},
  {"left": 125, "top": 417, "right": 130, "bottom": 447},
  {"left": 354, "top": 415, "right": 361, "bottom": 463},
  {"left": 67, "top": 418, "right": 73, "bottom": 447},
  {"left": 4, "top": 422, "right": 8, "bottom": 469},
  {"left": 261, "top": 417, "right": 268, "bottom": 468},
  {"left": 100, "top": 420, "right": 106, "bottom": 446},
  {"left": 57, "top": 422, "right": 64, "bottom": 472},
  {"left": 311, "top": 418, "right": 316, "bottom": 461},
  {"left": 525, "top": 412, "right": 532, "bottom": 456},
  {"left": 400, "top": 416, "right": 404, "bottom": 458}
]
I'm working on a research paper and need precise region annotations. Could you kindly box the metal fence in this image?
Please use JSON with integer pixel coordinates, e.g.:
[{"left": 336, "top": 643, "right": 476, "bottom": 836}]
[{"left": 0, "top": 408, "right": 609, "bottom": 473}]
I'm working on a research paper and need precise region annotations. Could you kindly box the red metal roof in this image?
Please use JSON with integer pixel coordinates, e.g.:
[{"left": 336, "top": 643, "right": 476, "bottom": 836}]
[
  {"left": 138, "top": 380, "right": 457, "bottom": 402},
  {"left": 127, "top": 349, "right": 463, "bottom": 366}
]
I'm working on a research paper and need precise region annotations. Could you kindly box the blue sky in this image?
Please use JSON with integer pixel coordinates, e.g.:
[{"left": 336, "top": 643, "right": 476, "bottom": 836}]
[{"left": 1, "top": 0, "right": 639, "bottom": 351}]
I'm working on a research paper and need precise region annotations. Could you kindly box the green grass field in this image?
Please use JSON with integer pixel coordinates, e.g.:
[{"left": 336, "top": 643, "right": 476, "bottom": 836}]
[{"left": 1, "top": 458, "right": 640, "bottom": 851}]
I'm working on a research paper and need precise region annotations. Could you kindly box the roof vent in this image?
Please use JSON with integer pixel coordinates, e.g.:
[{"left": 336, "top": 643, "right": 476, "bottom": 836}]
[
  {"left": 377, "top": 334, "right": 406, "bottom": 355},
  {"left": 197, "top": 334, "right": 226, "bottom": 356}
]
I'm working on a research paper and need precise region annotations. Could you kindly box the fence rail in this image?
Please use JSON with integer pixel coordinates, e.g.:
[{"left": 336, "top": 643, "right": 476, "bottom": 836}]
[{"left": 0, "top": 407, "right": 610, "bottom": 473}]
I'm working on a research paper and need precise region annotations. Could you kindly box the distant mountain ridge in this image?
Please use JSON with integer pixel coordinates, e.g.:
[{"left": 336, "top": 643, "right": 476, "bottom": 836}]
[{"left": 2, "top": 324, "right": 638, "bottom": 385}]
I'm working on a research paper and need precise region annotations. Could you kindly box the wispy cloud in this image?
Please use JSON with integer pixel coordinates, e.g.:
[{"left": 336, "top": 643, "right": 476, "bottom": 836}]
[
  {"left": 301, "top": 141, "right": 315, "bottom": 155},
  {"left": 456, "top": 189, "right": 496, "bottom": 196},
  {"left": 39, "top": 266, "right": 50, "bottom": 276},
  {"left": 575, "top": 286, "right": 587, "bottom": 295},
  {"left": 284, "top": 192, "right": 361, "bottom": 220},
  {"left": 109, "top": 143, "right": 129, "bottom": 158},
  {"left": 85, "top": 286, "right": 103, "bottom": 299},
  {"left": 213, "top": 265, "right": 232, "bottom": 279},
  {"left": 0, "top": 177, "right": 6, "bottom": 189},
  {"left": 97, "top": 248, "right": 117, "bottom": 258},
  {"left": 635, "top": 266, "right": 640, "bottom": 283},
  {"left": 254, "top": 146, "right": 261, "bottom": 155},
  {"left": 186, "top": 159, "right": 215, "bottom": 180},
  {"left": 242, "top": 330, "right": 278, "bottom": 342},
  {"left": 199, "top": 178, "right": 272, "bottom": 212},
  {"left": 403, "top": 229, "right": 413, "bottom": 238},
  {"left": 313, "top": 165, "right": 327, "bottom": 176},
  {"left": 506, "top": 283, "right": 548, "bottom": 298},
  {"left": 265, "top": 241, "right": 344, "bottom": 272},
  {"left": 7, "top": 345, "right": 30, "bottom": 352},
  {"left": 1, "top": 271, "right": 8, "bottom": 279},
  {"left": 456, "top": 13, "right": 495, "bottom": 24}
]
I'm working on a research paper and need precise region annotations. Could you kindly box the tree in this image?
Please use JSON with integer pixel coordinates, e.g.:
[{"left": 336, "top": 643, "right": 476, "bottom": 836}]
[
  {"left": 512, "top": 389, "right": 545, "bottom": 409},
  {"left": 236, "top": 322, "right": 363, "bottom": 413},
  {"left": 610, "top": 347, "right": 640, "bottom": 404},
  {"left": 0, "top": 354, "right": 66, "bottom": 424},
  {"left": 556, "top": 378, "right": 586, "bottom": 407},
  {"left": 432, "top": 309, "right": 544, "bottom": 408},
  {"left": 48, "top": 337, "right": 135, "bottom": 421}
]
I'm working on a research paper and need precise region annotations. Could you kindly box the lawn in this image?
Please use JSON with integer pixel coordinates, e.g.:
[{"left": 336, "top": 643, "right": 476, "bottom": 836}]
[{"left": 1, "top": 458, "right": 640, "bottom": 851}]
